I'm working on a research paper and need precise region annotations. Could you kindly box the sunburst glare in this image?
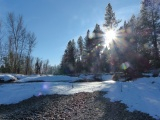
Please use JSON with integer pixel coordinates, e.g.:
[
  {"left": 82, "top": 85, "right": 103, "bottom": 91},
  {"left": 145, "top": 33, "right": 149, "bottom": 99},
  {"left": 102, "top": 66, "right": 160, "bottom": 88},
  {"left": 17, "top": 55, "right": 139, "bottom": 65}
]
[{"left": 104, "top": 30, "right": 116, "bottom": 48}]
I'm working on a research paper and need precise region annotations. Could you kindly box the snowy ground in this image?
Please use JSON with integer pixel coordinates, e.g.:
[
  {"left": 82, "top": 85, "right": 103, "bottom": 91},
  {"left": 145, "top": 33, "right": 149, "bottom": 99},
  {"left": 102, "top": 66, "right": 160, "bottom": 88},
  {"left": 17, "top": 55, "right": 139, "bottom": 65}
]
[{"left": 0, "top": 74, "right": 160, "bottom": 119}]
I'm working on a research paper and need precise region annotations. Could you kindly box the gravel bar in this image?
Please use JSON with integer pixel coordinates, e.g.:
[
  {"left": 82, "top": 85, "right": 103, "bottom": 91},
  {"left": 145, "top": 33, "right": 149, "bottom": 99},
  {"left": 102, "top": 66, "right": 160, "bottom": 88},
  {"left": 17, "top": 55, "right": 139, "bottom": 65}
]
[{"left": 0, "top": 91, "right": 155, "bottom": 120}]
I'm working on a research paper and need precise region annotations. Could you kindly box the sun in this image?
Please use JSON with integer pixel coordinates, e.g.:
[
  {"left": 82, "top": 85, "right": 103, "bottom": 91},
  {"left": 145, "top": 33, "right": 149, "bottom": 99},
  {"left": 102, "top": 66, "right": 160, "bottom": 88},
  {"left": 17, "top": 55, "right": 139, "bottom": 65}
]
[
  {"left": 106, "top": 30, "right": 116, "bottom": 40},
  {"left": 104, "top": 30, "right": 116, "bottom": 48}
]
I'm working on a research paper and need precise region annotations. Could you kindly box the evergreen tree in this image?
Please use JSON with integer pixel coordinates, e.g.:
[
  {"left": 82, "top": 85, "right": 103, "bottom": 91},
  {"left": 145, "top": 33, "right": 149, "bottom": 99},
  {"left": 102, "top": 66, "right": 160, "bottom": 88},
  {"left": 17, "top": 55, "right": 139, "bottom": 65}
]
[
  {"left": 103, "top": 3, "right": 121, "bottom": 30},
  {"left": 68, "top": 40, "right": 76, "bottom": 74},
  {"left": 35, "top": 58, "right": 40, "bottom": 74},
  {"left": 118, "top": 14, "right": 150, "bottom": 73},
  {"left": 60, "top": 40, "right": 76, "bottom": 74},
  {"left": 100, "top": 47, "right": 110, "bottom": 72},
  {"left": 77, "top": 36, "right": 84, "bottom": 60},
  {"left": 84, "top": 30, "right": 92, "bottom": 73},
  {"left": 60, "top": 49, "right": 68, "bottom": 74},
  {"left": 123, "top": 20, "right": 127, "bottom": 32},
  {"left": 76, "top": 36, "right": 84, "bottom": 73},
  {"left": 52, "top": 65, "right": 61, "bottom": 75},
  {"left": 83, "top": 25, "right": 105, "bottom": 73},
  {"left": 103, "top": 3, "right": 121, "bottom": 72},
  {"left": 92, "top": 24, "right": 105, "bottom": 73},
  {"left": 137, "top": 2, "right": 152, "bottom": 55},
  {"left": 140, "top": 0, "right": 160, "bottom": 68}
]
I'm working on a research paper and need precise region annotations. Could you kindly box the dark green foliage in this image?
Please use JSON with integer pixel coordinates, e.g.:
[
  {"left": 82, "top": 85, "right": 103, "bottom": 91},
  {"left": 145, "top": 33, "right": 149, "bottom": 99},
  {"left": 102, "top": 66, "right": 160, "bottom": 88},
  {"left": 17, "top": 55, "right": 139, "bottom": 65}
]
[
  {"left": 91, "top": 24, "right": 105, "bottom": 73},
  {"left": 100, "top": 47, "right": 110, "bottom": 72},
  {"left": 83, "top": 25, "right": 106, "bottom": 73},
  {"left": 61, "top": 24, "right": 110, "bottom": 74},
  {"left": 77, "top": 36, "right": 84, "bottom": 58},
  {"left": 35, "top": 58, "right": 42, "bottom": 74},
  {"left": 60, "top": 40, "right": 76, "bottom": 74},
  {"left": 83, "top": 30, "right": 92, "bottom": 72},
  {"left": 52, "top": 65, "right": 61, "bottom": 75},
  {"left": 76, "top": 36, "right": 84, "bottom": 73}
]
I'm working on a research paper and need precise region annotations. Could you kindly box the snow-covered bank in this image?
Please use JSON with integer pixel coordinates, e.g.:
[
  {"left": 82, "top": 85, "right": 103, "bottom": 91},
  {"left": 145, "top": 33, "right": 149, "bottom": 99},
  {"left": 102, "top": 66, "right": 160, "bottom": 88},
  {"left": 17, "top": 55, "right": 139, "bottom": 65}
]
[
  {"left": 105, "top": 77, "right": 160, "bottom": 119},
  {"left": 17, "top": 75, "right": 81, "bottom": 82},
  {"left": 0, "top": 75, "right": 160, "bottom": 119},
  {"left": 0, "top": 74, "right": 17, "bottom": 82}
]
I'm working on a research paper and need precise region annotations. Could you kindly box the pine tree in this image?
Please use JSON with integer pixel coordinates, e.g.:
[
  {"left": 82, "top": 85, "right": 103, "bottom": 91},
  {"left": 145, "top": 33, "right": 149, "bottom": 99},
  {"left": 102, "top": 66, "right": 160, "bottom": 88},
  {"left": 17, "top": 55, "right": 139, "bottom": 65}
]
[
  {"left": 140, "top": 0, "right": 160, "bottom": 68},
  {"left": 103, "top": 3, "right": 121, "bottom": 30},
  {"left": 76, "top": 36, "right": 84, "bottom": 73},
  {"left": 92, "top": 24, "right": 105, "bottom": 73},
  {"left": 60, "top": 40, "right": 76, "bottom": 74},
  {"left": 84, "top": 30, "right": 92, "bottom": 73},
  {"left": 103, "top": 3, "right": 121, "bottom": 72},
  {"left": 123, "top": 20, "right": 127, "bottom": 32},
  {"left": 100, "top": 47, "right": 110, "bottom": 72},
  {"left": 60, "top": 49, "right": 68, "bottom": 74},
  {"left": 77, "top": 36, "right": 84, "bottom": 60},
  {"left": 35, "top": 58, "right": 39, "bottom": 74},
  {"left": 68, "top": 40, "right": 76, "bottom": 74},
  {"left": 83, "top": 25, "right": 105, "bottom": 73}
]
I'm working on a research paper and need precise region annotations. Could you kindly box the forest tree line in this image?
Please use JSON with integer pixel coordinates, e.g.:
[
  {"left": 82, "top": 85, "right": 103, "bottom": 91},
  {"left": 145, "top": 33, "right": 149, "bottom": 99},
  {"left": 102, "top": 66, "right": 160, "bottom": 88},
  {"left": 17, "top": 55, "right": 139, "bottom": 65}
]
[
  {"left": 0, "top": 0, "right": 160, "bottom": 75},
  {"left": 60, "top": 1, "right": 160, "bottom": 75}
]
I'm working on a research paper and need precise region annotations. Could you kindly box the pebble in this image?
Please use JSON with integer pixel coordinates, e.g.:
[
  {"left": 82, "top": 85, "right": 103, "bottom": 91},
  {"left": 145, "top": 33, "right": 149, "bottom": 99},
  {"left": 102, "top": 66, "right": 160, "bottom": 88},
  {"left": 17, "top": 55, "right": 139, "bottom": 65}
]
[{"left": 0, "top": 91, "right": 155, "bottom": 120}]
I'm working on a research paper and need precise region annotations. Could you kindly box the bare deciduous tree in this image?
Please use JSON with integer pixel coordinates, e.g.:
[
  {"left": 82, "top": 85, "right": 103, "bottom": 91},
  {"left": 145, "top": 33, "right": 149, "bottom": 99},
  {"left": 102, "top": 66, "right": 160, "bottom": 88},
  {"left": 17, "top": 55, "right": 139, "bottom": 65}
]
[
  {"left": 25, "top": 32, "right": 36, "bottom": 74},
  {"left": 7, "top": 13, "right": 26, "bottom": 73},
  {"left": 7, "top": 13, "right": 36, "bottom": 74}
]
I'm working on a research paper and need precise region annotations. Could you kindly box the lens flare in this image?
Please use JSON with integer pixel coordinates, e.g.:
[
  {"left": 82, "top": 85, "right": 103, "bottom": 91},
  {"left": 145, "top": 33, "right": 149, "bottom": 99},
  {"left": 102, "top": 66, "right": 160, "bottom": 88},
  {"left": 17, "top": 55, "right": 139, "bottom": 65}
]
[
  {"left": 38, "top": 92, "right": 42, "bottom": 96},
  {"left": 43, "top": 83, "right": 50, "bottom": 90},
  {"left": 43, "top": 84, "right": 48, "bottom": 89},
  {"left": 121, "top": 62, "right": 130, "bottom": 70}
]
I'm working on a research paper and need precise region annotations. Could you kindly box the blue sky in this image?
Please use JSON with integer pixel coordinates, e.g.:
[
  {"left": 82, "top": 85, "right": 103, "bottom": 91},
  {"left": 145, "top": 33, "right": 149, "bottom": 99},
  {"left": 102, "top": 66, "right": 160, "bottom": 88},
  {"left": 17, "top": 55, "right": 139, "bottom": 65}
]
[{"left": 0, "top": 0, "right": 141, "bottom": 65}]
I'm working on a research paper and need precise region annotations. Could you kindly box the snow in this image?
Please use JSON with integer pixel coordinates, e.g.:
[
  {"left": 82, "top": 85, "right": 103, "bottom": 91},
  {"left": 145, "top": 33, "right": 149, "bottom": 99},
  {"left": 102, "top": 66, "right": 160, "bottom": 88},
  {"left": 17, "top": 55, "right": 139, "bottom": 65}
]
[
  {"left": 0, "top": 74, "right": 17, "bottom": 82},
  {"left": 0, "top": 74, "right": 160, "bottom": 119},
  {"left": 104, "top": 78, "right": 160, "bottom": 119},
  {"left": 11, "top": 74, "right": 32, "bottom": 80},
  {"left": 17, "top": 75, "right": 81, "bottom": 82}
]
